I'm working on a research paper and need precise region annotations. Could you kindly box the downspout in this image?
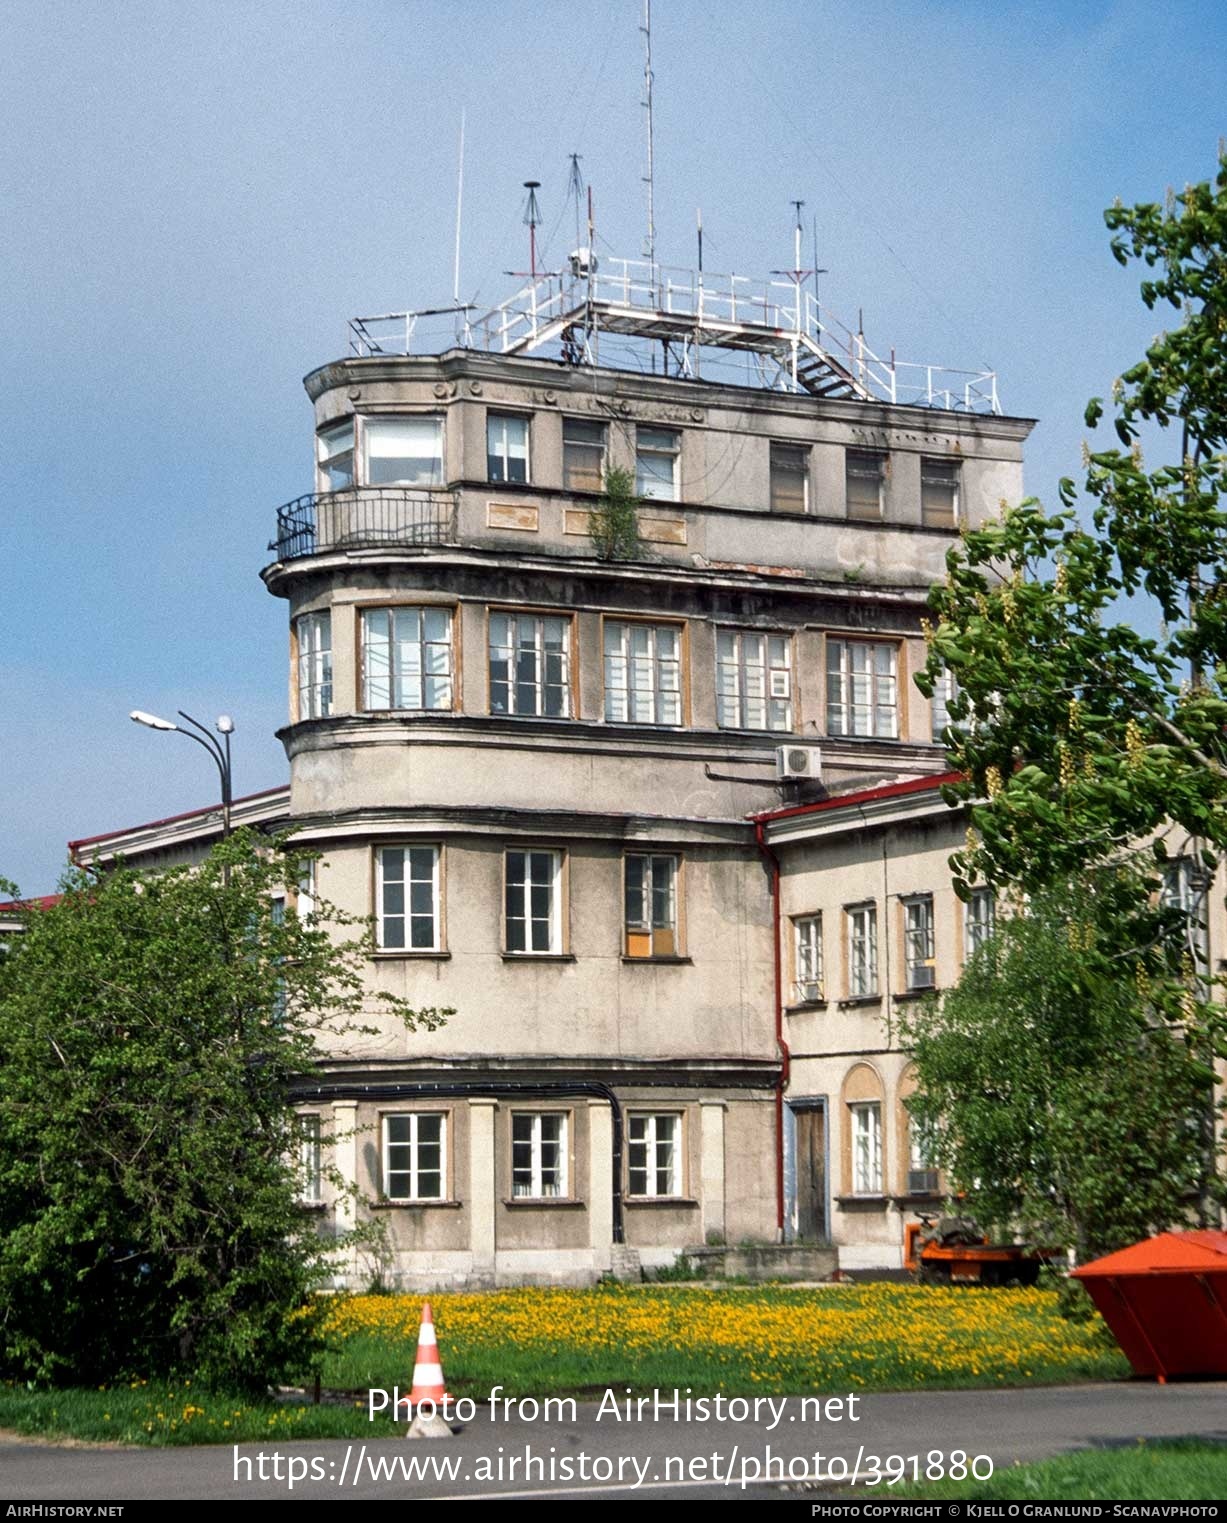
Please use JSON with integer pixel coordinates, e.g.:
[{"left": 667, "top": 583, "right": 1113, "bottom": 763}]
[{"left": 755, "top": 817, "right": 790, "bottom": 1238}]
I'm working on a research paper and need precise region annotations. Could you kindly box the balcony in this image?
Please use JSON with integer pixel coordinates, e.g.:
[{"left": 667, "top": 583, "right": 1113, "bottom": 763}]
[{"left": 270, "top": 488, "right": 457, "bottom": 562}]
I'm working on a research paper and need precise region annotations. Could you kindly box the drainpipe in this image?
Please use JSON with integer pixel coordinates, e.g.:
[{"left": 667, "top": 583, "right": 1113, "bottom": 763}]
[{"left": 754, "top": 817, "right": 790, "bottom": 1238}]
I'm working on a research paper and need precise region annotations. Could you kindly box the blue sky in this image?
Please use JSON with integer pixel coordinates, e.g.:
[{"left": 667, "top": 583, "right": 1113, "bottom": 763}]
[{"left": 3, "top": 0, "right": 1226, "bottom": 895}]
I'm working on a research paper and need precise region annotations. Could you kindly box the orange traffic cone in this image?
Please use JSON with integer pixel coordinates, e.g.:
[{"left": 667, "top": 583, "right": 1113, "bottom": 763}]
[{"left": 406, "top": 1302, "right": 452, "bottom": 1439}]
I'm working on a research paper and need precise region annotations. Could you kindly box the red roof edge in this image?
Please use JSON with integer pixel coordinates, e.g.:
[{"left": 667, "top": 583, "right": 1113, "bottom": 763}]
[
  {"left": 750, "top": 769, "right": 966, "bottom": 824},
  {"left": 0, "top": 893, "right": 63, "bottom": 914},
  {"left": 67, "top": 784, "right": 289, "bottom": 853}
]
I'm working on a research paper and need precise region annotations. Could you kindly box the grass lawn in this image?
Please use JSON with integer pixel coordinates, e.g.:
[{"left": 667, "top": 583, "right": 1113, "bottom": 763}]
[
  {"left": 888, "top": 1439, "right": 1227, "bottom": 1501},
  {"left": 1, "top": 1283, "right": 1127, "bottom": 1447}
]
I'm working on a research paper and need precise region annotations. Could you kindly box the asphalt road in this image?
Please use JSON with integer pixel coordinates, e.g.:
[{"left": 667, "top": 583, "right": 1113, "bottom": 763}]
[{"left": 4, "top": 1381, "right": 1226, "bottom": 1502}]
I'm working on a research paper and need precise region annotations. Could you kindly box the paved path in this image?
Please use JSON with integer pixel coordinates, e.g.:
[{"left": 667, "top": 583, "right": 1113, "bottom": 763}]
[{"left": 4, "top": 1382, "right": 1226, "bottom": 1501}]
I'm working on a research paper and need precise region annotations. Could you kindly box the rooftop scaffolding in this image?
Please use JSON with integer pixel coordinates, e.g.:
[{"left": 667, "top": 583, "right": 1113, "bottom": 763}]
[{"left": 349, "top": 257, "right": 1000, "bottom": 415}]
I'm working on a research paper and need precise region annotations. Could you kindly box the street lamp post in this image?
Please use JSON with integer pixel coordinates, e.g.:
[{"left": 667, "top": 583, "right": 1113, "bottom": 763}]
[{"left": 130, "top": 709, "right": 235, "bottom": 838}]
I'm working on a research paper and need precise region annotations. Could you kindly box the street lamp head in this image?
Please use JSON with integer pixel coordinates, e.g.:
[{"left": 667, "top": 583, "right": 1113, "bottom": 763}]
[
  {"left": 130, "top": 710, "right": 178, "bottom": 732},
  {"left": 216, "top": 714, "right": 235, "bottom": 735}
]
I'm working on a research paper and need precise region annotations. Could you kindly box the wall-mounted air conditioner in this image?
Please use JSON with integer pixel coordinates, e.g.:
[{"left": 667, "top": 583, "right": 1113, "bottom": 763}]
[{"left": 776, "top": 745, "right": 822, "bottom": 782}]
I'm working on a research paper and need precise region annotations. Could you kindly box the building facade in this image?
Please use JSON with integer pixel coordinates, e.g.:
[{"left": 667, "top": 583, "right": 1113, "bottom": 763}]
[{"left": 74, "top": 265, "right": 1044, "bottom": 1283}]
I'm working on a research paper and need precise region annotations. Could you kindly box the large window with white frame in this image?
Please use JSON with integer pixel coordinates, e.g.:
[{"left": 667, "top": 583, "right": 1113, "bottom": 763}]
[
  {"left": 770, "top": 443, "right": 809, "bottom": 513},
  {"left": 921, "top": 457, "right": 960, "bottom": 528},
  {"left": 624, "top": 853, "right": 680, "bottom": 958},
  {"left": 903, "top": 895, "right": 936, "bottom": 991},
  {"left": 562, "top": 417, "right": 606, "bottom": 492},
  {"left": 826, "top": 639, "right": 898, "bottom": 738},
  {"left": 628, "top": 1113, "right": 682, "bottom": 1197},
  {"left": 296, "top": 611, "right": 332, "bottom": 720},
  {"left": 604, "top": 621, "right": 683, "bottom": 725},
  {"left": 906, "top": 1108, "right": 940, "bottom": 1196},
  {"left": 365, "top": 417, "right": 443, "bottom": 486},
  {"left": 930, "top": 665, "right": 959, "bottom": 743},
  {"left": 964, "top": 886, "right": 996, "bottom": 959},
  {"left": 846, "top": 903, "right": 878, "bottom": 998},
  {"left": 792, "top": 913, "right": 824, "bottom": 1003},
  {"left": 511, "top": 1112, "right": 568, "bottom": 1198},
  {"left": 361, "top": 606, "right": 454, "bottom": 711},
  {"left": 376, "top": 845, "right": 441, "bottom": 952},
  {"left": 635, "top": 427, "right": 680, "bottom": 500},
  {"left": 298, "top": 1114, "right": 322, "bottom": 1203},
  {"left": 845, "top": 449, "right": 886, "bottom": 520},
  {"left": 317, "top": 421, "right": 354, "bottom": 491},
  {"left": 850, "top": 1101, "right": 882, "bottom": 1194},
  {"left": 487, "top": 413, "right": 529, "bottom": 484},
  {"left": 383, "top": 1112, "right": 446, "bottom": 1201},
  {"left": 716, "top": 629, "right": 792, "bottom": 731},
  {"left": 488, "top": 611, "right": 572, "bottom": 718},
  {"left": 1162, "top": 856, "right": 1210, "bottom": 971},
  {"left": 504, "top": 849, "right": 564, "bottom": 955}
]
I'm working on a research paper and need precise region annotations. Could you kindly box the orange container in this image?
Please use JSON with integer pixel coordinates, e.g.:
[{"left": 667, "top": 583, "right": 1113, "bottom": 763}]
[{"left": 1072, "top": 1230, "right": 1227, "bottom": 1381}]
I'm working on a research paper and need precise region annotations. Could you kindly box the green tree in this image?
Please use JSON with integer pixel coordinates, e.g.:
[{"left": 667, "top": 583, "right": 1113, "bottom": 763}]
[
  {"left": 589, "top": 463, "right": 644, "bottom": 561},
  {"left": 0, "top": 831, "right": 450, "bottom": 1390},
  {"left": 899, "top": 877, "right": 1210, "bottom": 1262},
  {"left": 920, "top": 151, "right": 1227, "bottom": 1051}
]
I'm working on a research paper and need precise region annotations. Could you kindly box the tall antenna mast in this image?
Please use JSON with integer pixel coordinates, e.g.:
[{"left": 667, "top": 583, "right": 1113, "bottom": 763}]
[
  {"left": 452, "top": 110, "right": 466, "bottom": 307},
  {"left": 522, "top": 180, "right": 542, "bottom": 280},
  {"left": 568, "top": 153, "right": 585, "bottom": 253},
  {"left": 641, "top": 0, "right": 656, "bottom": 281}
]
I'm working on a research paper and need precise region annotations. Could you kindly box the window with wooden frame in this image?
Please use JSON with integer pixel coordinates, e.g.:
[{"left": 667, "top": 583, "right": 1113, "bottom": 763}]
[
  {"left": 846, "top": 903, "right": 878, "bottom": 998},
  {"left": 716, "top": 628, "right": 792, "bottom": 731},
  {"left": 930, "top": 664, "right": 959, "bottom": 744},
  {"left": 845, "top": 449, "right": 886, "bottom": 520},
  {"left": 850, "top": 1101, "right": 882, "bottom": 1194},
  {"left": 627, "top": 1112, "right": 683, "bottom": 1197},
  {"left": 504, "top": 848, "right": 565, "bottom": 955},
  {"left": 963, "top": 886, "right": 996, "bottom": 960},
  {"left": 635, "top": 427, "right": 680, "bottom": 501},
  {"left": 382, "top": 1112, "right": 446, "bottom": 1201},
  {"left": 316, "top": 420, "right": 354, "bottom": 491},
  {"left": 361, "top": 605, "right": 454, "bottom": 711},
  {"left": 295, "top": 611, "right": 332, "bottom": 720},
  {"left": 624, "top": 853, "right": 680, "bottom": 958},
  {"left": 562, "top": 417, "right": 607, "bottom": 492},
  {"left": 376, "top": 845, "right": 442, "bottom": 952},
  {"left": 792, "top": 913, "right": 823, "bottom": 1003},
  {"left": 603, "top": 620, "right": 684, "bottom": 725},
  {"left": 826, "top": 638, "right": 899, "bottom": 738},
  {"left": 487, "top": 413, "right": 529, "bottom": 484},
  {"left": 488, "top": 610, "right": 572, "bottom": 718},
  {"left": 770, "top": 442, "right": 810, "bottom": 513},
  {"left": 920, "top": 457, "right": 960, "bottom": 528},
  {"left": 297, "top": 1114, "right": 322, "bottom": 1203},
  {"left": 902, "top": 895, "right": 936, "bottom": 991},
  {"left": 511, "top": 1112, "right": 568, "bottom": 1199}
]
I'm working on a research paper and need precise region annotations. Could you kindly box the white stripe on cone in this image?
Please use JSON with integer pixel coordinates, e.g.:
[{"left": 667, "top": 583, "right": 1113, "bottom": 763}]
[{"left": 409, "top": 1301, "right": 448, "bottom": 1406}]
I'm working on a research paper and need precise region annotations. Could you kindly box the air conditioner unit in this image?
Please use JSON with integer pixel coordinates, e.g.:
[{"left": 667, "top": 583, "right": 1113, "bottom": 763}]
[
  {"left": 776, "top": 744, "right": 822, "bottom": 782},
  {"left": 909, "top": 964, "right": 937, "bottom": 990},
  {"left": 796, "top": 980, "right": 823, "bottom": 1004},
  {"left": 908, "top": 1168, "right": 940, "bottom": 1195}
]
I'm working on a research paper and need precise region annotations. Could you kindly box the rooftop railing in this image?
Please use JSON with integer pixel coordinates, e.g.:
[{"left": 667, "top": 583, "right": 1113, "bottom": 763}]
[{"left": 269, "top": 488, "right": 457, "bottom": 562}]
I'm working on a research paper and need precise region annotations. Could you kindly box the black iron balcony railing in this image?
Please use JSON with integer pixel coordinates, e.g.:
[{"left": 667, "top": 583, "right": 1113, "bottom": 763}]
[{"left": 269, "top": 488, "right": 458, "bottom": 561}]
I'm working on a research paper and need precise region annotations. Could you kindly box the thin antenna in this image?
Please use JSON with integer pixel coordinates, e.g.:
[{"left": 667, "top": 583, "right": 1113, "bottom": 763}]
[
  {"left": 568, "top": 153, "right": 585, "bottom": 253},
  {"left": 791, "top": 198, "right": 805, "bottom": 276},
  {"left": 452, "top": 110, "right": 466, "bottom": 307},
  {"left": 696, "top": 206, "right": 703, "bottom": 275},
  {"left": 522, "top": 180, "right": 542, "bottom": 279},
  {"left": 641, "top": 0, "right": 656, "bottom": 278}
]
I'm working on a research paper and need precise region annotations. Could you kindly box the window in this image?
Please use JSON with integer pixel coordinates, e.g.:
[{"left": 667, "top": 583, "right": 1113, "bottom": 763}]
[
  {"left": 921, "top": 457, "right": 960, "bottom": 528},
  {"left": 377, "top": 845, "right": 440, "bottom": 951},
  {"left": 296, "top": 611, "right": 332, "bottom": 720},
  {"left": 295, "top": 858, "right": 317, "bottom": 921},
  {"left": 716, "top": 629, "right": 792, "bottom": 731},
  {"left": 505, "top": 849, "right": 564, "bottom": 954},
  {"left": 270, "top": 894, "right": 287, "bottom": 1021},
  {"left": 317, "top": 421, "right": 354, "bottom": 491},
  {"left": 1162, "top": 857, "right": 1210, "bottom": 970},
  {"left": 635, "top": 427, "right": 679, "bottom": 500},
  {"left": 488, "top": 611, "right": 572, "bottom": 718},
  {"left": 846, "top": 449, "right": 886, "bottom": 520},
  {"left": 847, "top": 904, "right": 878, "bottom": 997},
  {"left": 792, "top": 914, "right": 823, "bottom": 1003},
  {"left": 624, "top": 853, "right": 679, "bottom": 957},
  {"left": 964, "top": 886, "right": 996, "bottom": 959},
  {"left": 903, "top": 896, "right": 936, "bottom": 991},
  {"left": 487, "top": 414, "right": 529, "bottom": 484},
  {"left": 361, "top": 606, "right": 454, "bottom": 711},
  {"left": 827, "top": 639, "right": 898, "bottom": 738},
  {"left": 298, "top": 1115, "right": 322, "bottom": 1203},
  {"left": 770, "top": 443, "right": 809, "bottom": 513},
  {"left": 364, "top": 416, "right": 443, "bottom": 486},
  {"left": 931, "top": 665, "right": 959, "bottom": 743},
  {"left": 907, "top": 1108, "right": 940, "bottom": 1196},
  {"left": 563, "top": 418, "right": 606, "bottom": 492},
  {"left": 604, "top": 621, "right": 683, "bottom": 725},
  {"left": 628, "top": 1113, "right": 682, "bottom": 1197},
  {"left": 383, "top": 1113, "right": 445, "bottom": 1200},
  {"left": 850, "top": 1102, "right": 882, "bottom": 1194},
  {"left": 511, "top": 1113, "right": 567, "bottom": 1198}
]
